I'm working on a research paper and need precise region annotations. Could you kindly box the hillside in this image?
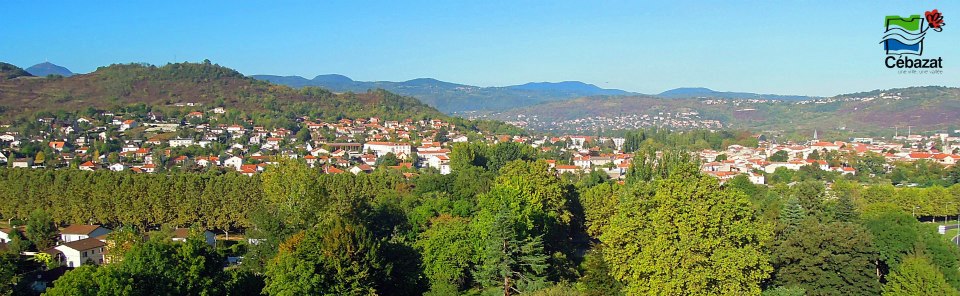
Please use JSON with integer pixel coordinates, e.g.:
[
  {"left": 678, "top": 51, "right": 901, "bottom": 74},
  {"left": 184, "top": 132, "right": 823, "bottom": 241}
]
[
  {"left": 658, "top": 87, "right": 815, "bottom": 101},
  {"left": 252, "top": 74, "right": 636, "bottom": 113},
  {"left": 25, "top": 62, "right": 74, "bottom": 77},
  {"left": 488, "top": 86, "right": 960, "bottom": 134},
  {"left": 0, "top": 62, "right": 33, "bottom": 79},
  {"left": 0, "top": 61, "right": 445, "bottom": 121}
]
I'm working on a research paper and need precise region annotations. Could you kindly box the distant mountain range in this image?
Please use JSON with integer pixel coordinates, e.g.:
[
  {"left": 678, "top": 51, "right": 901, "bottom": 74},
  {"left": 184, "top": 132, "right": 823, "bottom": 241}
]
[
  {"left": 25, "top": 62, "right": 74, "bottom": 77},
  {"left": 489, "top": 86, "right": 960, "bottom": 133},
  {"left": 658, "top": 87, "right": 815, "bottom": 101},
  {"left": 254, "top": 73, "right": 823, "bottom": 113},
  {"left": 251, "top": 74, "right": 635, "bottom": 113}
]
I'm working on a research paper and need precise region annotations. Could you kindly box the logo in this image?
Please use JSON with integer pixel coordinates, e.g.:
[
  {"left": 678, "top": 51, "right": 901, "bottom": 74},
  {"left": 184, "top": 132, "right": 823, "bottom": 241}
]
[{"left": 881, "top": 9, "right": 945, "bottom": 69}]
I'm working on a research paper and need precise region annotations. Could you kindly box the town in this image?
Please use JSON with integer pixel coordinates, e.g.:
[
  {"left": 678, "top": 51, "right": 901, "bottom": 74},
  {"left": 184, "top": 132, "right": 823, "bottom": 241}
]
[{"left": 3, "top": 105, "right": 959, "bottom": 188}]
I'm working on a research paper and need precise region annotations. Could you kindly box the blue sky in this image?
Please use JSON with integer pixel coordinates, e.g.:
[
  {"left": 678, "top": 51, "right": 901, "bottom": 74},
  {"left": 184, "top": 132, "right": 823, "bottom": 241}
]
[{"left": 1, "top": 1, "right": 956, "bottom": 96}]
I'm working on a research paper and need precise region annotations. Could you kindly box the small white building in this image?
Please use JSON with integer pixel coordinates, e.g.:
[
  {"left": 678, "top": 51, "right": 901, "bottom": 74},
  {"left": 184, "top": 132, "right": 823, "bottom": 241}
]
[
  {"left": 0, "top": 228, "right": 14, "bottom": 243},
  {"left": 427, "top": 154, "right": 451, "bottom": 175},
  {"left": 108, "top": 163, "right": 126, "bottom": 172},
  {"left": 171, "top": 228, "right": 216, "bottom": 247},
  {"left": 363, "top": 142, "right": 411, "bottom": 157},
  {"left": 53, "top": 237, "right": 106, "bottom": 267},
  {"left": 168, "top": 138, "right": 195, "bottom": 147},
  {"left": 224, "top": 156, "right": 243, "bottom": 170}
]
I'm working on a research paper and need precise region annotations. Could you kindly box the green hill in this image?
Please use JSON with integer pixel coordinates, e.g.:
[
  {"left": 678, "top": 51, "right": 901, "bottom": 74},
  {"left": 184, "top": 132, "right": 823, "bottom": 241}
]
[
  {"left": 0, "top": 61, "right": 445, "bottom": 121},
  {"left": 490, "top": 86, "right": 960, "bottom": 134},
  {"left": 0, "top": 62, "right": 33, "bottom": 79}
]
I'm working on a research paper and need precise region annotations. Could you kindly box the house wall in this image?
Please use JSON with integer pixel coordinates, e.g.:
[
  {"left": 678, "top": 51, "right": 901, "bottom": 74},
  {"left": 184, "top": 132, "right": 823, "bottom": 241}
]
[
  {"left": 61, "top": 228, "right": 111, "bottom": 243},
  {"left": 55, "top": 246, "right": 104, "bottom": 268},
  {"left": 61, "top": 234, "right": 88, "bottom": 243}
]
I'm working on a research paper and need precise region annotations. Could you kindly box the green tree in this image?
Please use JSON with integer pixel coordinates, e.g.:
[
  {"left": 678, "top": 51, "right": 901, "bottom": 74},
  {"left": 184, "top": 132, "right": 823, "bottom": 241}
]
[
  {"left": 580, "top": 182, "right": 621, "bottom": 239},
  {"left": 43, "top": 265, "right": 101, "bottom": 296},
  {"left": 26, "top": 209, "right": 57, "bottom": 250},
  {"left": 35, "top": 151, "right": 45, "bottom": 165},
  {"left": 833, "top": 193, "right": 858, "bottom": 222},
  {"left": 761, "top": 286, "right": 806, "bottom": 296},
  {"left": 770, "top": 219, "right": 880, "bottom": 295},
  {"left": 6, "top": 229, "right": 31, "bottom": 255},
  {"left": 779, "top": 197, "right": 805, "bottom": 234},
  {"left": 883, "top": 253, "right": 958, "bottom": 296},
  {"left": 473, "top": 207, "right": 548, "bottom": 295},
  {"left": 46, "top": 236, "right": 226, "bottom": 296},
  {"left": 577, "top": 247, "right": 623, "bottom": 296},
  {"left": 261, "top": 158, "right": 321, "bottom": 228},
  {"left": 769, "top": 150, "right": 789, "bottom": 162},
  {"left": 601, "top": 164, "right": 772, "bottom": 295},
  {"left": 377, "top": 152, "right": 401, "bottom": 167},
  {"left": 0, "top": 253, "right": 20, "bottom": 296},
  {"left": 263, "top": 218, "right": 384, "bottom": 296},
  {"left": 416, "top": 215, "right": 474, "bottom": 295}
]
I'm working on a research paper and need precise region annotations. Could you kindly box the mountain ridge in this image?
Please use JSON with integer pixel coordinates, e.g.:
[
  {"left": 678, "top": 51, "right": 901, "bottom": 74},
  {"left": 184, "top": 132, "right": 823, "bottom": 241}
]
[
  {"left": 658, "top": 87, "right": 816, "bottom": 101},
  {"left": 0, "top": 61, "right": 445, "bottom": 121},
  {"left": 488, "top": 86, "right": 960, "bottom": 133},
  {"left": 251, "top": 74, "right": 636, "bottom": 113},
  {"left": 26, "top": 62, "right": 74, "bottom": 77}
]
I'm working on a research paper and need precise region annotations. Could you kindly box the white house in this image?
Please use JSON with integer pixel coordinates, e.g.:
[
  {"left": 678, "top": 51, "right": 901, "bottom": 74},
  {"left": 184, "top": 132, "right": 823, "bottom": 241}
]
[
  {"left": 224, "top": 156, "right": 243, "bottom": 170},
  {"left": 60, "top": 225, "right": 112, "bottom": 243},
  {"left": 168, "top": 138, "right": 195, "bottom": 147},
  {"left": 749, "top": 172, "right": 765, "bottom": 185},
  {"left": 53, "top": 237, "right": 107, "bottom": 267},
  {"left": 427, "top": 154, "right": 451, "bottom": 175},
  {"left": 108, "top": 163, "right": 126, "bottom": 172},
  {"left": 363, "top": 142, "right": 411, "bottom": 157},
  {"left": 119, "top": 120, "right": 138, "bottom": 131},
  {"left": 171, "top": 228, "right": 216, "bottom": 247},
  {"left": 0, "top": 228, "right": 13, "bottom": 243}
]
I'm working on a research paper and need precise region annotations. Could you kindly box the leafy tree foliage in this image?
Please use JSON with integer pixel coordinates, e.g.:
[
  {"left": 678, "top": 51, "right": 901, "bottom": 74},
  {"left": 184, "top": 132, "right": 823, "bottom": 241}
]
[
  {"left": 473, "top": 207, "right": 548, "bottom": 295},
  {"left": 601, "top": 164, "right": 772, "bottom": 295},
  {"left": 882, "top": 253, "right": 958, "bottom": 296},
  {"left": 769, "top": 150, "right": 789, "bottom": 162},
  {"left": 416, "top": 215, "right": 474, "bottom": 295},
  {"left": 26, "top": 209, "right": 57, "bottom": 250},
  {"left": 769, "top": 219, "right": 880, "bottom": 295},
  {"left": 263, "top": 218, "right": 384, "bottom": 295},
  {"left": 45, "top": 236, "right": 231, "bottom": 296}
]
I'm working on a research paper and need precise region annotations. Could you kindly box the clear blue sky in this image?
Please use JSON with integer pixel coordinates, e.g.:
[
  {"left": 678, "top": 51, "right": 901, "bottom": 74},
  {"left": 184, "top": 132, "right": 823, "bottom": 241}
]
[{"left": 2, "top": 1, "right": 956, "bottom": 96}]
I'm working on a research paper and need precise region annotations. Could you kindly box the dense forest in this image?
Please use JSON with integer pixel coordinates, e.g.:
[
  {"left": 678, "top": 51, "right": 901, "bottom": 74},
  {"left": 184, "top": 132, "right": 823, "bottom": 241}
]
[{"left": 0, "top": 140, "right": 959, "bottom": 295}]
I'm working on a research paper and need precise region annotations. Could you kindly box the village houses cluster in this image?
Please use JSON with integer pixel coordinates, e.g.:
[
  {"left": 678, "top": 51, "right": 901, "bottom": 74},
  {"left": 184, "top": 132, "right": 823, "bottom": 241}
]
[
  {"left": 698, "top": 132, "right": 960, "bottom": 184},
  {"left": 1, "top": 107, "right": 958, "bottom": 186},
  {"left": 0, "top": 110, "right": 476, "bottom": 176}
]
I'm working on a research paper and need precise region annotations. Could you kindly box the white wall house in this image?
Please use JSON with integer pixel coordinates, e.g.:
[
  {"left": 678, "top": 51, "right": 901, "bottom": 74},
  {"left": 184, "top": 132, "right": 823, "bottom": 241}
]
[
  {"left": 171, "top": 228, "right": 216, "bottom": 247},
  {"left": 0, "top": 228, "right": 12, "bottom": 243},
  {"left": 224, "top": 156, "right": 244, "bottom": 170},
  {"left": 53, "top": 238, "right": 106, "bottom": 268},
  {"left": 363, "top": 142, "right": 411, "bottom": 158},
  {"left": 427, "top": 155, "right": 451, "bottom": 175},
  {"left": 60, "top": 225, "right": 112, "bottom": 243},
  {"left": 168, "top": 138, "right": 195, "bottom": 147}
]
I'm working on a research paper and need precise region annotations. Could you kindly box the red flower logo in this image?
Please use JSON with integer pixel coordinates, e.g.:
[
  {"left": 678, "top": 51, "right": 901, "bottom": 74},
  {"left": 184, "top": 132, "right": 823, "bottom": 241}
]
[{"left": 925, "top": 9, "right": 945, "bottom": 32}]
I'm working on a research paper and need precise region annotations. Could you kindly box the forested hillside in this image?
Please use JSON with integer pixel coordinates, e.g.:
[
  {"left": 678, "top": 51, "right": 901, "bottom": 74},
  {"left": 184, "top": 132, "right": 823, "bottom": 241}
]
[{"left": 0, "top": 61, "right": 445, "bottom": 121}]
